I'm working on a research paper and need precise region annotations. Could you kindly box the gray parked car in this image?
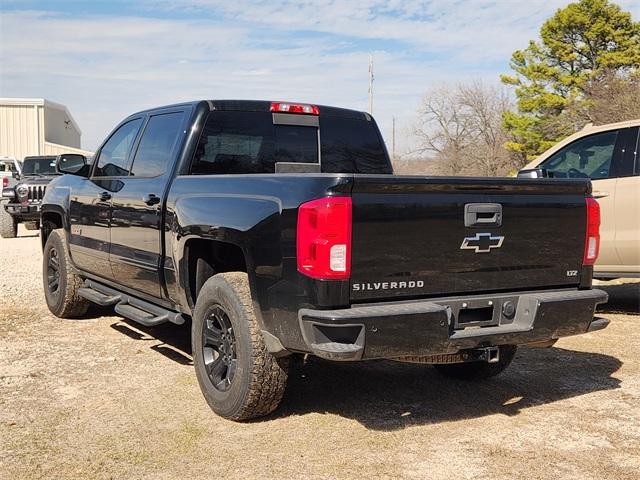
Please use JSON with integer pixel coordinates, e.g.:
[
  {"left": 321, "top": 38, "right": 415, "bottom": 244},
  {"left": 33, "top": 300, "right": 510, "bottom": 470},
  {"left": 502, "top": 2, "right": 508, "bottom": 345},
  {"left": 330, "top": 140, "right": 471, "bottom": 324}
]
[{"left": 1, "top": 156, "right": 59, "bottom": 238}]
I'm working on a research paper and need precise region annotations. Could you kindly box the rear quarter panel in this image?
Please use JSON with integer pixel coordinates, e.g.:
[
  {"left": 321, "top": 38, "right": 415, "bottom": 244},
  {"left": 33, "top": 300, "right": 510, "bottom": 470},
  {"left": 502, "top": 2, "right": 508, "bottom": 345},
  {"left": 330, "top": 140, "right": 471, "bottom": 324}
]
[{"left": 164, "top": 174, "right": 353, "bottom": 349}]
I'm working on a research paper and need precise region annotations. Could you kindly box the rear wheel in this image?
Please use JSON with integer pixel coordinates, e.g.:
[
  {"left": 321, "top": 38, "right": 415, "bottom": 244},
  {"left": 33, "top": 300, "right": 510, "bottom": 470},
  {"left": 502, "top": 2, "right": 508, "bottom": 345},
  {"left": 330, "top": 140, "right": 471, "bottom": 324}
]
[
  {"left": 192, "top": 272, "right": 289, "bottom": 420},
  {"left": 42, "top": 229, "right": 90, "bottom": 318},
  {"left": 0, "top": 201, "right": 17, "bottom": 238},
  {"left": 434, "top": 345, "right": 517, "bottom": 380}
]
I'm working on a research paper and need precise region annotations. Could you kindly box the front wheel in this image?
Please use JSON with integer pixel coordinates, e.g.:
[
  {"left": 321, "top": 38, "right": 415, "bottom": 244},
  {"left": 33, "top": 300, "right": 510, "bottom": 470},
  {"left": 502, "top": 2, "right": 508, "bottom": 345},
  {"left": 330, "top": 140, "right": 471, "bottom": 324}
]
[
  {"left": 192, "top": 272, "right": 289, "bottom": 421},
  {"left": 433, "top": 345, "right": 517, "bottom": 380},
  {"left": 0, "top": 201, "right": 17, "bottom": 238},
  {"left": 42, "top": 229, "right": 90, "bottom": 318}
]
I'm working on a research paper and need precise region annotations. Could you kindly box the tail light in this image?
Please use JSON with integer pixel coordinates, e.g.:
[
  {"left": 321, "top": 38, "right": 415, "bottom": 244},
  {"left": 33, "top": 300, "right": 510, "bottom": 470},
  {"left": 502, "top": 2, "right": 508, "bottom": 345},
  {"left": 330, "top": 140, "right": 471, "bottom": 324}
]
[
  {"left": 583, "top": 197, "right": 600, "bottom": 265},
  {"left": 2, "top": 177, "right": 7, "bottom": 188},
  {"left": 297, "top": 197, "right": 352, "bottom": 280},
  {"left": 270, "top": 102, "right": 319, "bottom": 115}
]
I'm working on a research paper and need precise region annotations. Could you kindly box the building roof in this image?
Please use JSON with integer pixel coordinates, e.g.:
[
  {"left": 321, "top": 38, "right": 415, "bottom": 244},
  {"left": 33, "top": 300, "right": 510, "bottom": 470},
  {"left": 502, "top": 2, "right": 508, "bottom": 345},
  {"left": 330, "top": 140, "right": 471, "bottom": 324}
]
[{"left": 0, "top": 97, "right": 82, "bottom": 135}]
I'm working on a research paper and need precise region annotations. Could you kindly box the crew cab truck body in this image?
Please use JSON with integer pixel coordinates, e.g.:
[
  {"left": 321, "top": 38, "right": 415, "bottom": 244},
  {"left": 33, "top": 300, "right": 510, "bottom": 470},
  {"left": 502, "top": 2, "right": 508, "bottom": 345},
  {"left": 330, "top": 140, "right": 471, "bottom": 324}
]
[{"left": 41, "top": 100, "right": 609, "bottom": 420}]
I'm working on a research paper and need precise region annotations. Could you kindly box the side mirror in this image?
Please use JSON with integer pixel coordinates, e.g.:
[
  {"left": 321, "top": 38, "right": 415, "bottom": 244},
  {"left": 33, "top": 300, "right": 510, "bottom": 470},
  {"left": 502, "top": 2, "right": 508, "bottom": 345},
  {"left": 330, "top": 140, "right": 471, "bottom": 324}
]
[
  {"left": 57, "top": 153, "right": 87, "bottom": 176},
  {"left": 517, "top": 167, "right": 548, "bottom": 179},
  {"left": 11, "top": 171, "right": 19, "bottom": 180}
]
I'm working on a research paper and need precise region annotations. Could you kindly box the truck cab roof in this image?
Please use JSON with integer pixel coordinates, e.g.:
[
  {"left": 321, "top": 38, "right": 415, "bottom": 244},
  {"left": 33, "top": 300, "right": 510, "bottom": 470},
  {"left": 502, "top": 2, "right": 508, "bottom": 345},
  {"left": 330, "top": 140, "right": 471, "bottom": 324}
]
[{"left": 131, "top": 100, "right": 370, "bottom": 120}]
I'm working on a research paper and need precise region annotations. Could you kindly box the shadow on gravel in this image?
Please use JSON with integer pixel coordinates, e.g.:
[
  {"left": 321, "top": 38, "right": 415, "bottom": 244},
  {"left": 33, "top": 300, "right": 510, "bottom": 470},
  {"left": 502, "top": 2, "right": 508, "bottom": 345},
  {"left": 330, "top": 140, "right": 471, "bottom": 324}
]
[
  {"left": 110, "top": 318, "right": 193, "bottom": 366},
  {"left": 105, "top": 315, "right": 622, "bottom": 428},
  {"left": 273, "top": 347, "right": 622, "bottom": 430},
  {"left": 597, "top": 281, "right": 640, "bottom": 315}
]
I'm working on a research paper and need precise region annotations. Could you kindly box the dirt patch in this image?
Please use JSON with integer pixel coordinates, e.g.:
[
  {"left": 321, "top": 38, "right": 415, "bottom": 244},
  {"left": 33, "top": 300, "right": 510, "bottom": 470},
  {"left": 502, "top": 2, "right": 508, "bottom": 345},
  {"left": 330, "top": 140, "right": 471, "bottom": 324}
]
[{"left": 1, "top": 229, "right": 639, "bottom": 479}]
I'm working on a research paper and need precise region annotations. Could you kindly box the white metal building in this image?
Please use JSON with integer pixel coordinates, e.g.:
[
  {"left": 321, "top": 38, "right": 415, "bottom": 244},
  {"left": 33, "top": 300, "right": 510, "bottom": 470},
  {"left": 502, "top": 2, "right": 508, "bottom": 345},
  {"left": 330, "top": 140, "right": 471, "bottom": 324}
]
[{"left": 0, "top": 98, "right": 93, "bottom": 160}]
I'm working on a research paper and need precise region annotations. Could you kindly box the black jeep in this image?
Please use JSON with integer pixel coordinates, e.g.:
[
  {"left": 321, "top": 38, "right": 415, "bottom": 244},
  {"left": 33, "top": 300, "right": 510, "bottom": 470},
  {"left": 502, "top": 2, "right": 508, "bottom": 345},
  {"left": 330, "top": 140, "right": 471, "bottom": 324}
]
[{"left": 0, "top": 155, "right": 59, "bottom": 238}]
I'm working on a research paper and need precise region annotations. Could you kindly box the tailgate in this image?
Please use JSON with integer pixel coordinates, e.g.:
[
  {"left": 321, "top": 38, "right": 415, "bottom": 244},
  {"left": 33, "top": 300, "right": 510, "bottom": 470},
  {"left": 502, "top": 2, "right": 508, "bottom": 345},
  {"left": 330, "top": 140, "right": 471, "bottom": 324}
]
[{"left": 350, "top": 176, "right": 590, "bottom": 302}]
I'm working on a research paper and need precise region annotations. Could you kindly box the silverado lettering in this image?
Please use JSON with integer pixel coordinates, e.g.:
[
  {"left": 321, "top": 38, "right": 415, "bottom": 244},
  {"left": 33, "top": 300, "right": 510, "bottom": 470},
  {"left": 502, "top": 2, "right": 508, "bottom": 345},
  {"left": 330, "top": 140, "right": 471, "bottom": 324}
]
[{"left": 352, "top": 281, "right": 425, "bottom": 291}]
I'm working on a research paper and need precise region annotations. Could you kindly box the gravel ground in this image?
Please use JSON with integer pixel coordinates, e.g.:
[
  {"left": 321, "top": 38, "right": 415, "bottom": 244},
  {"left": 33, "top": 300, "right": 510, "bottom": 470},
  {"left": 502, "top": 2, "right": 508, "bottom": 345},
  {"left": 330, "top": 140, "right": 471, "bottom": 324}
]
[{"left": 1, "top": 226, "right": 639, "bottom": 480}]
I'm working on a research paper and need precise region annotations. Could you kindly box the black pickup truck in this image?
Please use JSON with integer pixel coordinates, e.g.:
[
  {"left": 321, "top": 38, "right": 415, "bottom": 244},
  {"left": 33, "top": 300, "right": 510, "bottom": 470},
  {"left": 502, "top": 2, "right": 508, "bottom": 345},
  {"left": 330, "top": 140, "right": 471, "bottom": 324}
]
[{"left": 41, "top": 100, "right": 608, "bottom": 420}]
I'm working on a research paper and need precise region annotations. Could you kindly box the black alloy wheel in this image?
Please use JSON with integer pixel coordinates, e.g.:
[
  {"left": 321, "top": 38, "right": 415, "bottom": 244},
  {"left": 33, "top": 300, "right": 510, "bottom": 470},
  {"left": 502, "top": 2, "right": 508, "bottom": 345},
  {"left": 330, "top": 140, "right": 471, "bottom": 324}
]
[
  {"left": 202, "top": 305, "right": 237, "bottom": 392},
  {"left": 46, "top": 245, "right": 61, "bottom": 296}
]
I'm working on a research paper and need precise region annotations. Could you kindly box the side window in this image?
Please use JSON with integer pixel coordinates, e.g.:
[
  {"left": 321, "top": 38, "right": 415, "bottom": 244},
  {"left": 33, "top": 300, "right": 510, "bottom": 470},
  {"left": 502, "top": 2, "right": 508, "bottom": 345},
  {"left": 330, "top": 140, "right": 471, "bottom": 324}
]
[
  {"left": 130, "top": 112, "right": 185, "bottom": 177},
  {"left": 0, "top": 162, "right": 16, "bottom": 173},
  {"left": 94, "top": 119, "right": 142, "bottom": 177},
  {"left": 540, "top": 130, "right": 618, "bottom": 180}
]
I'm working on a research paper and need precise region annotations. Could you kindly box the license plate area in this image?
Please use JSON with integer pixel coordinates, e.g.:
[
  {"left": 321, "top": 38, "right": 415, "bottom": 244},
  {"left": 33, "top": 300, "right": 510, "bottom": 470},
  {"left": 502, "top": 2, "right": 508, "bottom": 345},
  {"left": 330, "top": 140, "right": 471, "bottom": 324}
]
[
  {"left": 458, "top": 306, "right": 494, "bottom": 326},
  {"left": 433, "top": 294, "right": 521, "bottom": 330},
  {"left": 446, "top": 299, "right": 500, "bottom": 329}
]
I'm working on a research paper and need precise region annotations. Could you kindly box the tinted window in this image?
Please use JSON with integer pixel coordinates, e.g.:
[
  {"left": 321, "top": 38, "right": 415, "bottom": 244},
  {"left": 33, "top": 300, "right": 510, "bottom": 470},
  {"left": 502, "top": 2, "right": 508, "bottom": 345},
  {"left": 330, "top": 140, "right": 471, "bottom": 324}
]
[
  {"left": 192, "top": 112, "right": 276, "bottom": 174},
  {"left": 131, "top": 112, "right": 185, "bottom": 177},
  {"left": 193, "top": 111, "right": 322, "bottom": 174},
  {"left": 320, "top": 116, "right": 391, "bottom": 174},
  {"left": 94, "top": 119, "right": 142, "bottom": 177},
  {"left": 21, "top": 157, "right": 57, "bottom": 175},
  {"left": 274, "top": 125, "right": 318, "bottom": 164},
  {"left": 541, "top": 130, "right": 618, "bottom": 180},
  {"left": 191, "top": 111, "right": 390, "bottom": 175},
  {"left": 0, "top": 161, "right": 17, "bottom": 173}
]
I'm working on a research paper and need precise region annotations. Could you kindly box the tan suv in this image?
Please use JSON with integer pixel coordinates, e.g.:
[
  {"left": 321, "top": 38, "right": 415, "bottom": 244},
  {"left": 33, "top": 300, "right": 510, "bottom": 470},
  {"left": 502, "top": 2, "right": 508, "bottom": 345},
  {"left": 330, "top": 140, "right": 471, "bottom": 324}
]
[{"left": 519, "top": 119, "right": 639, "bottom": 279}]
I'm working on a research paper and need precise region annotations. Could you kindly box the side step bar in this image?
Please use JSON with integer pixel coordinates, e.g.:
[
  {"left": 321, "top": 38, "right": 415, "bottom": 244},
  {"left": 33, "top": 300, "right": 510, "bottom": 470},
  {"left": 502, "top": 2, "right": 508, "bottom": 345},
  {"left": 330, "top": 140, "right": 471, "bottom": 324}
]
[{"left": 78, "top": 280, "right": 185, "bottom": 327}]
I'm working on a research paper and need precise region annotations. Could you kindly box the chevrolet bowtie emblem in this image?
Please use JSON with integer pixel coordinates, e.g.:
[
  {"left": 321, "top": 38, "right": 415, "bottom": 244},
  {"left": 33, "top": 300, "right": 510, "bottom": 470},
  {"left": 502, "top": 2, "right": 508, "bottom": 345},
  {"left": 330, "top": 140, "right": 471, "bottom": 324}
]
[{"left": 460, "top": 233, "right": 504, "bottom": 253}]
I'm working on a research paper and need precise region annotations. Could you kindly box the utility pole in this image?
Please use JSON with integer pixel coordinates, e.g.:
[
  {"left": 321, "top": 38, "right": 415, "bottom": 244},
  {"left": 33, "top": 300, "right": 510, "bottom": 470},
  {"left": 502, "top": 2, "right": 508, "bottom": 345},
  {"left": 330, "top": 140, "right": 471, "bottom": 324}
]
[
  {"left": 368, "top": 54, "right": 374, "bottom": 115},
  {"left": 392, "top": 116, "right": 396, "bottom": 161}
]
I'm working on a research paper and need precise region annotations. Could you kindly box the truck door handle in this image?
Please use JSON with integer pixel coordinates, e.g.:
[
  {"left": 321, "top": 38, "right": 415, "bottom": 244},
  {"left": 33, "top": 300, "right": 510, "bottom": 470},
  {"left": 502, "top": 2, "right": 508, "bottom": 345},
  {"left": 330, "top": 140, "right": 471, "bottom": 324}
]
[
  {"left": 143, "top": 194, "right": 160, "bottom": 206},
  {"left": 97, "top": 191, "right": 111, "bottom": 202},
  {"left": 592, "top": 191, "right": 609, "bottom": 199}
]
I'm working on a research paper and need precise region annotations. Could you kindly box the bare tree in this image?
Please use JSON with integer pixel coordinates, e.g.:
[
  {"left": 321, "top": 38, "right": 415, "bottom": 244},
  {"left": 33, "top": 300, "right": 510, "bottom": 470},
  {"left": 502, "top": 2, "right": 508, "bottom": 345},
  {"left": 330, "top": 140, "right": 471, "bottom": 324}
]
[
  {"left": 569, "top": 70, "right": 640, "bottom": 125},
  {"left": 411, "top": 85, "right": 472, "bottom": 175},
  {"left": 410, "top": 82, "right": 523, "bottom": 176}
]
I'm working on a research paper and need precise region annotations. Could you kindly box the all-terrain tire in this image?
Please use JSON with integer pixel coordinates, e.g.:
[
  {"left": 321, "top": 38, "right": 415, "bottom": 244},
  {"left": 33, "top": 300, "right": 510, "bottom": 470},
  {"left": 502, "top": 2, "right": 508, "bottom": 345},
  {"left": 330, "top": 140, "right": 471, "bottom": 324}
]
[
  {"left": 192, "top": 272, "right": 289, "bottom": 421},
  {"left": 433, "top": 345, "right": 517, "bottom": 380},
  {"left": 0, "top": 201, "right": 17, "bottom": 238},
  {"left": 43, "top": 229, "right": 90, "bottom": 318}
]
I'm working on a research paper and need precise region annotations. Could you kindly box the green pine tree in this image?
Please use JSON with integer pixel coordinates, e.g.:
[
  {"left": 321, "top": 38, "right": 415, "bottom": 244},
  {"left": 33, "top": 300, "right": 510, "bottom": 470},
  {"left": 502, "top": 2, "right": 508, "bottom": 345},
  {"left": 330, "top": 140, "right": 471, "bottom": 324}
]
[{"left": 501, "top": 0, "right": 640, "bottom": 160}]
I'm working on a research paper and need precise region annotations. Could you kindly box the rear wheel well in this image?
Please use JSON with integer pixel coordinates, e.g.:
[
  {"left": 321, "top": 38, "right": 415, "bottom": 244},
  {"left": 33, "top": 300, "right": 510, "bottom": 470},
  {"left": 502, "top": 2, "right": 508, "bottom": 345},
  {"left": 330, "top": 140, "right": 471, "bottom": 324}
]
[
  {"left": 185, "top": 239, "right": 247, "bottom": 308},
  {"left": 41, "top": 212, "right": 63, "bottom": 249}
]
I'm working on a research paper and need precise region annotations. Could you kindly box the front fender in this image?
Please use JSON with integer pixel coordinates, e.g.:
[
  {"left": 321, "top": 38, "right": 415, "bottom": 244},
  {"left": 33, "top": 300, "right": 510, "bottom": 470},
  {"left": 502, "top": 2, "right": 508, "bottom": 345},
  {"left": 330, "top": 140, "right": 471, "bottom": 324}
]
[{"left": 40, "top": 180, "right": 72, "bottom": 249}]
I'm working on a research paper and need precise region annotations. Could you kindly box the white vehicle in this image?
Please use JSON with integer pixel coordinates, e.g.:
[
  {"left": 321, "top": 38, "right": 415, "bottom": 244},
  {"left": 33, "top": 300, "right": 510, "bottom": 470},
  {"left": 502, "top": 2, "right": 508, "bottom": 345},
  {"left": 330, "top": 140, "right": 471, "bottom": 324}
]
[
  {"left": 519, "top": 119, "right": 640, "bottom": 279},
  {"left": 0, "top": 157, "right": 22, "bottom": 196}
]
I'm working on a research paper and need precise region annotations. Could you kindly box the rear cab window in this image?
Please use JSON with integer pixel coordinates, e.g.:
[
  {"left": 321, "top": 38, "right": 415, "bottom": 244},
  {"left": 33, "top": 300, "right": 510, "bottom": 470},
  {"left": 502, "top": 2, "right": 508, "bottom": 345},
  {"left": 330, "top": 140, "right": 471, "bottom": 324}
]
[
  {"left": 190, "top": 108, "right": 391, "bottom": 175},
  {"left": 320, "top": 116, "right": 391, "bottom": 174}
]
